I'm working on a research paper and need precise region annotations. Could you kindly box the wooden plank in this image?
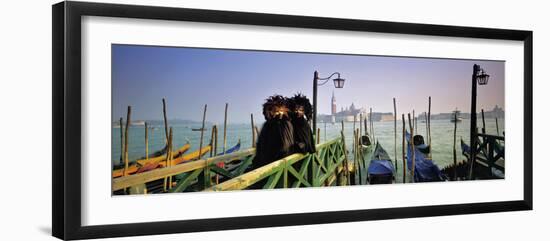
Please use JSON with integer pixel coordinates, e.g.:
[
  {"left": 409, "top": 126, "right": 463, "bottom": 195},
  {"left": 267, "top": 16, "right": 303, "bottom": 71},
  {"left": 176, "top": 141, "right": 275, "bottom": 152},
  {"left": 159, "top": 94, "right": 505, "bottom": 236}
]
[
  {"left": 319, "top": 155, "right": 345, "bottom": 184},
  {"left": 263, "top": 169, "right": 283, "bottom": 189},
  {"left": 169, "top": 169, "right": 203, "bottom": 193},
  {"left": 292, "top": 157, "right": 311, "bottom": 188},
  {"left": 287, "top": 164, "right": 311, "bottom": 187},
  {"left": 233, "top": 155, "right": 255, "bottom": 176},
  {"left": 207, "top": 153, "right": 306, "bottom": 191},
  {"left": 209, "top": 165, "right": 235, "bottom": 179}
]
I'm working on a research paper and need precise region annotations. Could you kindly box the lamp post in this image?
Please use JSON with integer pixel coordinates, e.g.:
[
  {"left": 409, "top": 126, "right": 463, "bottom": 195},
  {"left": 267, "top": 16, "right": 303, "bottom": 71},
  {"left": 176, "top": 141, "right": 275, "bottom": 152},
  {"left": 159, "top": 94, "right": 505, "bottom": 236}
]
[
  {"left": 312, "top": 71, "right": 345, "bottom": 141},
  {"left": 468, "top": 64, "right": 490, "bottom": 180}
]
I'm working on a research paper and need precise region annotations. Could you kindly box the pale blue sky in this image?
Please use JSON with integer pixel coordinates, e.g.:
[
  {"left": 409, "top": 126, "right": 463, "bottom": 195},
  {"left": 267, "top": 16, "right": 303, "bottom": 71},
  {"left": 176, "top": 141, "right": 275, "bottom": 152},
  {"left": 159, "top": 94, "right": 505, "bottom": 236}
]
[{"left": 112, "top": 44, "right": 504, "bottom": 124}]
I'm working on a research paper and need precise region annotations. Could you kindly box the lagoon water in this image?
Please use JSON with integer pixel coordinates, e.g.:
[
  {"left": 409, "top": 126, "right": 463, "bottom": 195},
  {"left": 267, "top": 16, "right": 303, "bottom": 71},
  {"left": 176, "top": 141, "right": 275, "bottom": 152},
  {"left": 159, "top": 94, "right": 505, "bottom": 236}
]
[{"left": 112, "top": 118, "right": 504, "bottom": 183}]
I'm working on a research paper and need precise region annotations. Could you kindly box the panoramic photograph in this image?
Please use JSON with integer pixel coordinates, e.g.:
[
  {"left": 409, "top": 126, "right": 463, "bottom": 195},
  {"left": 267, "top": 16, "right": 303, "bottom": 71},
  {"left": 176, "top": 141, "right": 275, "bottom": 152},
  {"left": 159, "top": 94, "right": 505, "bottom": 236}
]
[{"left": 111, "top": 44, "right": 505, "bottom": 195}]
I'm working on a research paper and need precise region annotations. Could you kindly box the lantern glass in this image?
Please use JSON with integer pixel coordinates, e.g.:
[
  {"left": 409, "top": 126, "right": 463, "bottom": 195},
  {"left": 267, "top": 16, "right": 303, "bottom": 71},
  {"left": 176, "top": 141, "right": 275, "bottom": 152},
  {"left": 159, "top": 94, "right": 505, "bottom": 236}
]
[
  {"left": 478, "top": 74, "right": 489, "bottom": 85},
  {"left": 333, "top": 78, "right": 345, "bottom": 88}
]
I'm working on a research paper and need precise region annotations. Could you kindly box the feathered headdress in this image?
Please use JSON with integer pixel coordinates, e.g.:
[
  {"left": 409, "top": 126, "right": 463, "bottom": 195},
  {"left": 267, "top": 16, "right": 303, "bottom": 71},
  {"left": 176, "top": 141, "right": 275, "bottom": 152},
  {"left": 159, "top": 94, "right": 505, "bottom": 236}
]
[
  {"left": 290, "top": 93, "right": 313, "bottom": 120},
  {"left": 262, "top": 95, "right": 290, "bottom": 120}
]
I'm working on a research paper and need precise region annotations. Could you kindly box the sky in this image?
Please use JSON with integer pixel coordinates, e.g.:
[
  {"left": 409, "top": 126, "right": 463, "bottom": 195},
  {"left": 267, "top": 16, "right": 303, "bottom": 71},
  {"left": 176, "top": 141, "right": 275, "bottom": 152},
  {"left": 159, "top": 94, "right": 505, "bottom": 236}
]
[{"left": 112, "top": 44, "right": 505, "bottom": 124}]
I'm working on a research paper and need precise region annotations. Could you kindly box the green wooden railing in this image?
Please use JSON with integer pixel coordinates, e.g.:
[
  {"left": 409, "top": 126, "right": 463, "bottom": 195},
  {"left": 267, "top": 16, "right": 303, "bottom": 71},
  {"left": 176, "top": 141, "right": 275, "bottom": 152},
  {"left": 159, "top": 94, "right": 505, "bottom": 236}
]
[
  {"left": 207, "top": 134, "right": 349, "bottom": 191},
  {"left": 112, "top": 134, "right": 349, "bottom": 193}
]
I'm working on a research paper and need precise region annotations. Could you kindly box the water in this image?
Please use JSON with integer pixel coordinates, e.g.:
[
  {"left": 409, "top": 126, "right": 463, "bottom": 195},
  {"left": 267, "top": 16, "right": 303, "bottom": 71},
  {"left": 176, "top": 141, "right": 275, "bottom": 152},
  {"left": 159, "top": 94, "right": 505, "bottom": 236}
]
[{"left": 112, "top": 118, "right": 504, "bottom": 183}]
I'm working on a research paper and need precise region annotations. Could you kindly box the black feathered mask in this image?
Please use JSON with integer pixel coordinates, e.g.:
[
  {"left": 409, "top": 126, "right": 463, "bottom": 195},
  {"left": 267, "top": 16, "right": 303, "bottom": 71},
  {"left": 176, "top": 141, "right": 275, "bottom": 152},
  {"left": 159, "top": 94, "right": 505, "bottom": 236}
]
[
  {"left": 289, "top": 93, "right": 313, "bottom": 121},
  {"left": 262, "top": 95, "right": 291, "bottom": 121}
]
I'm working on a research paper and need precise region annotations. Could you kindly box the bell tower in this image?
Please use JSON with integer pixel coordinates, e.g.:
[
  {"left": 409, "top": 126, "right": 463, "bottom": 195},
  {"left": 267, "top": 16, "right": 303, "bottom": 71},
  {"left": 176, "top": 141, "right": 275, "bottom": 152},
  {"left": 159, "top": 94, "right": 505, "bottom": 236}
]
[{"left": 331, "top": 91, "right": 337, "bottom": 115}]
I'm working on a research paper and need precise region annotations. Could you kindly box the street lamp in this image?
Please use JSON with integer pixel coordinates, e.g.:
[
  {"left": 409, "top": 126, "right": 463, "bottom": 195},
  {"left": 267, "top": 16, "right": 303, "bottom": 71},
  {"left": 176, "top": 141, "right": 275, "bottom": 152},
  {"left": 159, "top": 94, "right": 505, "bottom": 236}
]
[
  {"left": 468, "top": 64, "right": 490, "bottom": 180},
  {"left": 312, "top": 71, "right": 345, "bottom": 140}
]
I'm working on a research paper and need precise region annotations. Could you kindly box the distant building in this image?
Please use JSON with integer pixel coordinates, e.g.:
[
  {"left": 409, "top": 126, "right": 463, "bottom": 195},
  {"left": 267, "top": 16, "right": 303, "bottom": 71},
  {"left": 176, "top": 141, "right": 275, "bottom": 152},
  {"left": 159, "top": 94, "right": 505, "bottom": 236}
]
[
  {"left": 420, "top": 105, "right": 505, "bottom": 120},
  {"left": 317, "top": 93, "right": 395, "bottom": 123}
]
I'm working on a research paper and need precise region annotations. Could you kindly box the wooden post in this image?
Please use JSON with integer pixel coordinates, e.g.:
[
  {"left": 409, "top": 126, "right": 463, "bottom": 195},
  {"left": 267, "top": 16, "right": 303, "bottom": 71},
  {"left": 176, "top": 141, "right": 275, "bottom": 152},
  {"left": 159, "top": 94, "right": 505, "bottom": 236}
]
[
  {"left": 415, "top": 116, "right": 418, "bottom": 134},
  {"left": 412, "top": 109, "right": 416, "bottom": 133},
  {"left": 351, "top": 129, "right": 357, "bottom": 185},
  {"left": 369, "top": 108, "right": 374, "bottom": 142},
  {"left": 168, "top": 127, "right": 174, "bottom": 189},
  {"left": 355, "top": 129, "right": 362, "bottom": 185},
  {"left": 317, "top": 128, "right": 320, "bottom": 144},
  {"left": 359, "top": 114, "right": 362, "bottom": 142},
  {"left": 250, "top": 113, "right": 255, "bottom": 148},
  {"left": 198, "top": 105, "right": 207, "bottom": 161},
  {"left": 428, "top": 96, "right": 432, "bottom": 148},
  {"left": 213, "top": 125, "right": 218, "bottom": 157},
  {"left": 393, "top": 98, "right": 397, "bottom": 171},
  {"left": 340, "top": 129, "right": 350, "bottom": 185},
  {"left": 119, "top": 117, "right": 124, "bottom": 165},
  {"left": 123, "top": 106, "right": 131, "bottom": 176},
  {"left": 164, "top": 127, "right": 174, "bottom": 192},
  {"left": 209, "top": 125, "right": 218, "bottom": 157},
  {"left": 364, "top": 117, "right": 368, "bottom": 136},
  {"left": 353, "top": 115, "right": 356, "bottom": 138},
  {"left": 352, "top": 115, "right": 356, "bottom": 155},
  {"left": 198, "top": 105, "right": 210, "bottom": 188},
  {"left": 408, "top": 113, "right": 415, "bottom": 182},
  {"left": 481, "top": 109, "right": 486, "bottom": 134},
  {"left": 223, "top": 103, "right": 228, "bottom": 153},
  {"left": 495, "top": 117, "right": 500, "bottom": 136},
  {"left": 164, "top": 127, "right": 173, "bottom": 191},
  {"left": 424, "top": 112, "right": 429, "bottom": 140},
  {"left": 162, "top": 98, "right": 169, "bottom": 144},
  {"left": 453, "top": 112, "right": 458, "bottom": 181},
  {"left": 145, "top": 122, "right": 149, "bottom": 160},
  {"left": 402, "top": 114, "right": 406, "bottom": 183}
]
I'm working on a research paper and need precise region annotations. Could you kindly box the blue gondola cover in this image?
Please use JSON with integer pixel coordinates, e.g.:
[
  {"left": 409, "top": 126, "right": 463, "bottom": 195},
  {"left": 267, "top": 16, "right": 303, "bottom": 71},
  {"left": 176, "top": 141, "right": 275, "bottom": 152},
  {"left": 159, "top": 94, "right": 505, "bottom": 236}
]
[{"left": 406, "top": 132, "right": 446, "bottom": 182}]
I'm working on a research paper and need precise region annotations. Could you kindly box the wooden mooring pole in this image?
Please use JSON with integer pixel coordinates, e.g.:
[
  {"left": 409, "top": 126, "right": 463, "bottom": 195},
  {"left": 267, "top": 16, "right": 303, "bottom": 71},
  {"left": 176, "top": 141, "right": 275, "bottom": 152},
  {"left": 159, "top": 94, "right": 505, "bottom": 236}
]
[
  {"left": 359, "top": 113, "right": 363, "bottom": 143},
  {"left": 424, "top": 112, "right": 429, "bottom": 139},
  {"left": 453, "top": 112, "right": 458, "bottom": 181},
  {"left": 123, "top": 106, "right": 131, "bottom": 176},
  {"left": 164, "top": 127, "right": 173, "bottom": 191},
  {"left": 408, "top": 113, "right": 415, "bottom": 182},
  {"left": 162, "top": 98, "right": 169, "bottom": 144},
  {"left": 119, "top": 117, "right": 123, "bottom": 165},
  {"left": 364, "top": 117, "right": 368, "bottom": 136},
  {"left": 495, "top": 117, "right": 500, "bottom": 136},
  {"left": 223, "top": 103, "right": 228, "bottom": 153},
  {"left": 428, "top": 96, "right": 432, "bottom": 149},
  {"left": 369, "top": 108, "right": 374, "bottom": 142},
  {"left": 402, "top": 114, "right": 406, "bottom": 183},
  {"left": 198, "top": 105, "right": 207, "bottom": 160},
  {"left": 393, "top": 98, "right": 397, "bottom": 171},
  {"left": 317, "top": 128, "right": 321, "bottom": 145},
  {"left": 250, "top": 113, "right": 256, "bottom": 148},
  {"left": 145, "top": 122, "right": 148, "bottom": 160},
  {"left": 210, "top": 125, "right": 218, "bottom": 157}
]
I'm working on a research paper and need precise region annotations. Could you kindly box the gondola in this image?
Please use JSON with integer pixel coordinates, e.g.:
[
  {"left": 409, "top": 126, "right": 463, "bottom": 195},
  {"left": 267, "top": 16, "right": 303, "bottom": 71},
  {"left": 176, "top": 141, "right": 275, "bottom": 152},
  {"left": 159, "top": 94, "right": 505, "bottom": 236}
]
[
  {"left": 112, "top": 143, "right": 191, "bottom": 178},
  {"left": 112, "top": 143, "right": 209, "bottom": 178},
  {"left": 406, "top": 132, "right": 446, "bottom": 182},
  {"left": 136, "top": 142, "right": 191, "bottom": 166},
  {"left": 366, "top": 142, "right": 395, "bottom": 184},
  {"left": 360, "top": 135, "right": 372, "bottom": 149}
]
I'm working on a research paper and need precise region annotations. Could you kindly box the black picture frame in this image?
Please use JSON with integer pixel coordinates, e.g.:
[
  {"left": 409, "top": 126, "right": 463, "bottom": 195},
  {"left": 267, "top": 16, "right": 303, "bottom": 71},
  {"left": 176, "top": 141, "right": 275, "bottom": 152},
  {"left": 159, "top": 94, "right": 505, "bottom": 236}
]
[{"left": 52, "top": 1, "right": 533, "bottom": 240}]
